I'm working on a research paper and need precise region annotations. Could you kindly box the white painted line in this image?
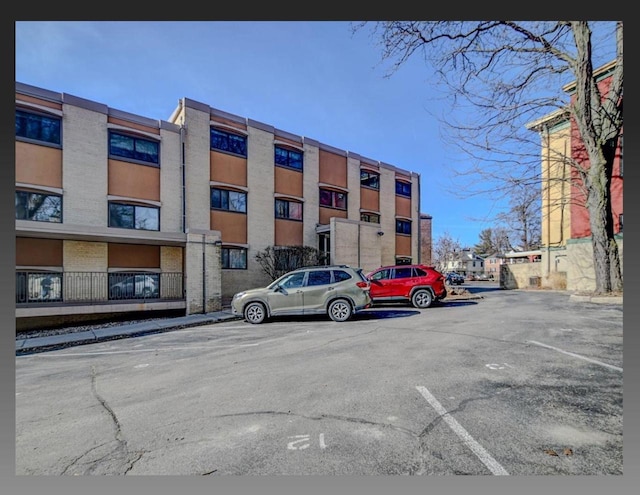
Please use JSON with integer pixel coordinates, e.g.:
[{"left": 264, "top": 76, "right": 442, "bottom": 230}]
[
  {"left": 416, "top": 386, "right": 509, "bottom": 476},
  {"left": 319, "top": 433, "right": 326, "bottom": 449},
  {"left": 527, "top": 340, "right": 622, "bottom": 372}
]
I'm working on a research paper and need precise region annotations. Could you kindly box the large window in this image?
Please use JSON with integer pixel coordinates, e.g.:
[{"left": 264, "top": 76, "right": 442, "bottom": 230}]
[
  {"left": 109, "top": 202, "right": 160, "bottom": 231},
  {"left": 222, "top": 247, "right": 247, "bottom": 269},
  {"left": 16, "top": 272, "right": 63, "bottom": 303},
  {"left": 211, "top": 188, "right": 247, "bottom": 213},
  {"left": 360, "top": 170, "right": 380, "bottom": 189},
  {"left": 109, "top": 131, "right": 159, "bottom": 166},
  {"left": 15, "top": 191, "right": 62, "bottom": 223},
  {"left": 211, "top": 128, "right": 247, "bottom": 157},
  {"left": 275, "top": 146, "right": 303, "bottom": 171},
  {"left": 109, "top": 273, "right": 159, "bottom": 300},
  {"left": 396, "top": 219, "right": 411, "bottom": 235},
  {"left": 319, "top": 189, "right": 347, "bottom": 209},
  {"left": 395, "top": 180, "right": 412, "bottom": 197},
  {"left": 275, "top": 199, "right": 303, "bottom": 220},
  {"left": 16, "top": 109, "right": 61, "bottom": 145}
]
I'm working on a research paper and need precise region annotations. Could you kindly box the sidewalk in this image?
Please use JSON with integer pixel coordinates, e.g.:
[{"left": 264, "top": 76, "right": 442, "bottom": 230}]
[{"left": 16, "top": 309, "right": 241, "bottom": 355}]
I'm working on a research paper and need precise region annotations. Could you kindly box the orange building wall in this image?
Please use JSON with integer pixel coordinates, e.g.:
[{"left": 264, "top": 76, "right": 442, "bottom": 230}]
[
  {"left": 274, "top": 219, "right": 303, "bottom": 246},
  {"left": 395, "top": 195, "right": 412, "bottom": 218},
  {"left": 360, "top": 187, "right": 379, "bottom": 212},
  {"left": 319, "top": 150, "right": 347, "bottom": 187},
  {"left": 319, "top": 207, "right": 347, "bottom": 225},
  {"left": 15, "top": 142, "right": 63, "bottom": 188},
  {"left": 275, "top": 167, "right": 303, "bottom": 197},
  {"left": 16, "top": 95, "right": 62, "bottom": 111},
  {"left": 108, "top": 243, "right": 160, "bottom": 268},
  {"left": 108, "top": 160, "right": 160, "bottom": 201},
  {"left": 108, "top": 117, "right": 160, "bottom": 135},
  {"left": 16, "top": 238, "right": 63, "bottom": 266},
  {"left": 211, "top": 210, "right": 248, "bottom": 244},
  {"left": 211, "top": 151, "right": 247, "bottom": 186},
  {"left": 395, "top": 235, "right": 412, "bottom": 256}
]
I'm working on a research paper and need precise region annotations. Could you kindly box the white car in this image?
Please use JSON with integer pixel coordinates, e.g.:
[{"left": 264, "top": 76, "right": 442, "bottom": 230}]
[{"left": 110, "top": 274, "right": 159, "bottom": 299}]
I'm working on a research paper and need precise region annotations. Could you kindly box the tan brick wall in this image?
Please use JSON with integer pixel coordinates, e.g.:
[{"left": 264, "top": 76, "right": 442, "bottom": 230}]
[
  {"left": 379, "top": 166, "right": 397, "bottom": 266},
  {"left": 331, "top": 218, "right": 383, "bottom": 273},
  {"left": 183, "top": 106, "right": 213, "bottom": 231},
  {"left": 63, "top": 240, "right": 108, "bottom": 272},
  {"left": 62, "top": 104, "right": 109, "bottom": 226},
  {"left": 159, "top": 126, "right": 184, "bottom": 233},
  {"left": 185, "top": 231, "right": 222, "bottom": 314},
  {"left": 161, "top": 246, "right": 183, "bottom": 272},
  {"left": 565, "top": 237, "right": 623, "bottom": 292},
  {"left": 302, "top": 142, "right": 320, "bottom": 248},
  {"left": 347, "top": 156, "right": 361, "bottom": 221}
]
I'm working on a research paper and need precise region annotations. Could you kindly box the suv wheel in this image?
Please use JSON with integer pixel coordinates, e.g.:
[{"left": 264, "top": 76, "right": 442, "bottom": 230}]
[
  {"left": 244, "top": 302, "right": 267, "bottom": 324},
  {"left": 328, "top": 299, "right": 352, "bottom": 322},
  {"left": 411, "top": 289, "right": 433, "bottom": 309}
]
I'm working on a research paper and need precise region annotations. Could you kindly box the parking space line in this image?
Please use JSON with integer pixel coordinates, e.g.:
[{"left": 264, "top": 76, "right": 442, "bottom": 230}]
[
  {"left": 416, "top": 386, "right": 509, "bottom": 476},
  {"left": 527, "top": 340, "right": 622, "bottom": 372}
]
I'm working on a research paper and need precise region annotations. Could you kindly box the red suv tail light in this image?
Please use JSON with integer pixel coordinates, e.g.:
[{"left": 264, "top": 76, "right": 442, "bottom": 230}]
[{"left": 356, "top": 281, "right": 370, "bottom": 290}]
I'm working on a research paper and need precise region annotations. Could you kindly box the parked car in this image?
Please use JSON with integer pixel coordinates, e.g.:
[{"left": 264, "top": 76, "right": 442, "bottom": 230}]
[
  {"left": 365, "top": 264, "right": 447, "bottom": 309},
  {"left": 231, "top": 265, "right": 372, "bottom": 324},
  {"left": 109, "top": 274, "right": 159, "bottom": 299},
  {"left": 445, "top": 272, "right": 465, "bottom": 285}
]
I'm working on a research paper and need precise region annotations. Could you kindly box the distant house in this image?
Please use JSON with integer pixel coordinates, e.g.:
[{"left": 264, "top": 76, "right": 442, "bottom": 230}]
[
  {"left": 484, "top": 252, "right": 506, "bottom": 279},
  {"left": 443, "top": 249, "right": 485, "bottom": 277}
]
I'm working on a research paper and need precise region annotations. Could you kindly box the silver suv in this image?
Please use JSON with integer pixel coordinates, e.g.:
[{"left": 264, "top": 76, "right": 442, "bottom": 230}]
[{"left": 231, "top": 265, "right": 372, "bottom": 324}]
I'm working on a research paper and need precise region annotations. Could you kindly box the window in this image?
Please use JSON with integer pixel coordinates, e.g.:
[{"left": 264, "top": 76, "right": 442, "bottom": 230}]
[
  {"left": 360, "top": 170, "right": 380, "bottom": 189},
  {"left": 16, "top": 109, "right": 61, "bottom": 145},
  {"left": 370, "top": 269, "right": 391, "bottom": 281},
  {"left": 619, "top": 213, "right": 623, "bottom": 232},
  {"left": 275, "top": 146, "right": 303, "bottom": 171},
  {"left": 109, "top": 273, "right": 159, "bottom": 300},
  {"left": 275, "top": 199, "right": 303, "bottom": 220},
  {"left": 361, "top": 212, "right": 380, "bottom": 223},
  {"left": 307, "top": 270, "right": 332, "bottom": 286},
  {"left": 319, "top": 189, "right": 347, "bottom": 209},
  {"left": 109, "top": 202, "right": 160, "bottom": 231},
  {"left": 333, "top": 270, "right": 352, "bottom": 283},
  {"left": 279, "top": 271, "right": 306, "bottom": 289},
  {"left": 16, "top": 272, "right": 63, "bottom": 303},
  {"left": 395, "top": 180, "right": 412, "bottom": 197},
  {"left": 109, "top": 131, "right": 159, "bottom": 166},
  {"left": 211, "top": 128, "right": 247, "bottom": 157},
  {"left": 211, "top": 188, "right": 247, "bottom": 213},
  {"left": 15, "top": 191, "right": 62, "bottom": 223},
  {"left": 396, "top": 219, "right": 411, "bottom": 235},
  {"left": 222, "top": 247, "right": 247, "bottom": 269},
  {"left": 393, "top": 267, "right": 413, "bottom": 279}
]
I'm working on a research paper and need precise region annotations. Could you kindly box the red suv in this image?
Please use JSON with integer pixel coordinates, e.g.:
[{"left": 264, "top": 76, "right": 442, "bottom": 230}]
[{"left": 365, "top": 264, "right": 447, "bottom": 308}]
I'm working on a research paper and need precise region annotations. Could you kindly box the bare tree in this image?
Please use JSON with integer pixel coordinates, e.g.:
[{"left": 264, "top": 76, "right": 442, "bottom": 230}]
[
  {"left": 354, "top": 21, "right": 622, "bottom": 294},
  {"left": 255, "top": 245, "right": 321, "bottom": 281},
  {"left": 496, "top": 184, "right": 541, "bottom": 251},
  {"left": 432, "top": 231, "right": 462, "bottom": 272}
]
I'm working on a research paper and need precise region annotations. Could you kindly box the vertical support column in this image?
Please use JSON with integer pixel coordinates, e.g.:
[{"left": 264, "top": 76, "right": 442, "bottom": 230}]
[{"left": 185, "top": 230, "right": 222, "bottom": 314}]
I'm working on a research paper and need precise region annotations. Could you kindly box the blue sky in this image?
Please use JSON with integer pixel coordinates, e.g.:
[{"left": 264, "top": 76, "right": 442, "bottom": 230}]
[{"left": 14, "top": 20, "right": 560, "bottom": 248}]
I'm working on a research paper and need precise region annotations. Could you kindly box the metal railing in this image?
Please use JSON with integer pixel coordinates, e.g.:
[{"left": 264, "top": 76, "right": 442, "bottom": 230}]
[{"left": 16, "top": 271, "right": 184, "bottom": 305}]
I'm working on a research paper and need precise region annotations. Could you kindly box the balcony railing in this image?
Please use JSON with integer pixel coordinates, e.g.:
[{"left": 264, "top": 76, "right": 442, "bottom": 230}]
[{"left": 16, "top": 271, "right": 184, "bottom": 305}]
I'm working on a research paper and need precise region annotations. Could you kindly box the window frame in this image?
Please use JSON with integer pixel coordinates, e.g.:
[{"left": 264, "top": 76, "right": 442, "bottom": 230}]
[
  {"left": 275, "top": 145, "right": 303, "bottom": 171},
  {"left": 275, "top": 198, "right": 303, "bottom": 221},
  {"left": 360, "top": 212, "right": 380, "bottom": 223},
  {"left": 360, "top": 170, "right": 380, "bottom": 190},
  {"left": 108, "top": 201, "right": 160, "bottom": 231},
  {"left": 319, "top": 188, "right": 347, "bottom": 210},
  {"left": 211, "top": 128, "right": 248, "bottom": 158},
  {"left": 108, "top": 130, "right": 160, "bottom": 167},
  {"left": 211, "top": 188, "right": 247, "bottom": 213},
  {"left": 15, "top": 190, "right": 63, "bottom": 223},
  {"left": 222, "top": 247, "right": 248, "bottom": 269},
  {"left": 395, "top": 180, "right": 412, "bottom": 198},
  {"left": 15, "top": 108, "right": 62, "bottom": 147},
  {"left": 396, "top": 219, "right": 412, "bottom": 235}
]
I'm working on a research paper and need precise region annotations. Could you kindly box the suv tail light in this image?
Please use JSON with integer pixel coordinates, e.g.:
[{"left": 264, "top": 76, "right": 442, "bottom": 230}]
[{"left": 356, "top": 281, "right": 370, "bottom": 290}]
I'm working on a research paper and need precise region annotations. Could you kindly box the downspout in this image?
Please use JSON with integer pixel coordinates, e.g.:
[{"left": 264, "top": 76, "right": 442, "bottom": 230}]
[
  {"left": 544, "top": 124, "right": 551, "bottom": 277},
  {"left": 202, "top": 236, "right": 206, "bottom": 314},
  {"left": 416, "top": 173, "right": 421, "bottom": 264}
]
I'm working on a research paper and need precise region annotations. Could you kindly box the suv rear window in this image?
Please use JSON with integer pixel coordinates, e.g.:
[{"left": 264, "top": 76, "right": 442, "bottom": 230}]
[{"left": 333, "top": 270, "right": 352, "bottom": 282}]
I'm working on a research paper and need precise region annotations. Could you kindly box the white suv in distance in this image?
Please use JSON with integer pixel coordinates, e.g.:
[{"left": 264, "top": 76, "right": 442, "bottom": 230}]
[{"left": 232, "top": 265, "right": 371, "bottom": 324}]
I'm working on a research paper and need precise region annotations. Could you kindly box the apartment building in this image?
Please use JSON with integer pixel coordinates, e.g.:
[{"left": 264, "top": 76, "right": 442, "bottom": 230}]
[
  {"left": 15, "top": 83, "right": 421, "bottom": 329},
  {"left": 526, "top": 61, "right": 623, "bottom": 291}
]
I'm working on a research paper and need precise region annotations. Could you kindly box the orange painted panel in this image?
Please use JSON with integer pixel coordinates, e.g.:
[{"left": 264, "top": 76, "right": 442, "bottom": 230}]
[
  {"left": 109, "top": 243, "right": 160, "bottom": 268},
  {"left": 319, "top": 207, "right": 347, "bottom": 225},
  {"left": 16, "top": 95, "right": 62, "bottom": 111},
  {"left": 275, "top": 166, "right": 303, "bottom": 196},
  {"left": 275, "top": 219, "right": 303, "bottom": 246},
  {"left": 15, "top": 141, "right": 63, "bottom": 188},
  {"left": 16, "top": 237, "right": 63, "bottom": 266},
  {"left": 210, "top": 151, "right": 247, "bottom": 186},
  {"left": 395, "top": 195, "right": 412, "bottom": 218},
  {"left": 319, "top": 150, "right": 347, "bottom": 187},
  {"left": 360, "top": 187, "right": 379, "bottom": 212},
  {"left": 211, "top": 210, "right": 247, "bottom": 244},
  {"left": 108, "top": 117, "right": 160, "bottom": 135},
  {"left": 395, "top": 234, "right": 411, "bottom": 256},
  {"left": 108, "top": 159, "right": 160, "bottom": 201}
]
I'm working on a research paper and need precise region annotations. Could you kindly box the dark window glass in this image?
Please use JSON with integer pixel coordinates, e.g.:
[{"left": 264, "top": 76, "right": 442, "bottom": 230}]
[
  {"left": 394, "top": 267, "right": 413, "bottom": 279},
  {"left": 15, "top": 191, "right": 62, "bottom": 223},
  {"left": 361, "top": 213, "right": 380, "bottom": 223},
  {"left": 222, "top": 248, "right": 247, "bottom": 269},
  {"left": 396, "top": 219, "right": 411, "bottom": 235},
  {"left": 319, "top": 189, "right": 347, "bottom": 210},
  {"left": 275, "top": 146, "right": 303, "bottom": 170},
  {"left": 333, "top": 270, "right": 352, "bottom": 283},
  {"left": 307, "top": 270, "right": 332, "bottom": 286},
  {"left": 413, "top": 267, "right": 427, "bottom": 277},
  {"left": 360, "top": 170, "right": 380, "bottom": 189},
  {"left": 395, "top": 180, "right": 412, "bottom": 197},
  {"left": 109, "top": 202, "right": 159, "bottom": 231},
  {"left": 109, "top": 273, "right": 160, "bottom": 300},
  {"left": 371, "top": 269, "right": 391, "bottom": 281},
  {"left": 275, "top": 199, "right": 302, "bottom": 220},
  {"left": 211, "top": 128, "right": 247, "bottom": 157},
  {"left": 211, "top": 188, "right": 247, "bottom": 213},
  {"left": 109, "top": 131, "right": 159, "bottom": 165},
  {"left": 15, "top": 110, "right": 61, "bottom": 145}
]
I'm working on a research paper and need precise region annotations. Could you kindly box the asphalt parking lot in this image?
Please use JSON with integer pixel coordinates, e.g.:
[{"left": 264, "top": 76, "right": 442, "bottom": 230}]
[{"left": 15, "top": 285, "right": 623, "bottom": 475}]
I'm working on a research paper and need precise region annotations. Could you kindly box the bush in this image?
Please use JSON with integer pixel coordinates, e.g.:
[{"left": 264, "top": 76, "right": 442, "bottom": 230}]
[{"left": 255, "top": 246, "right": 321, "bottom": 281}]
